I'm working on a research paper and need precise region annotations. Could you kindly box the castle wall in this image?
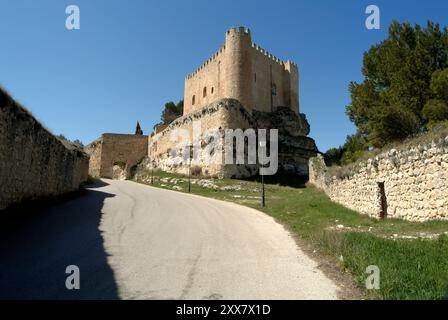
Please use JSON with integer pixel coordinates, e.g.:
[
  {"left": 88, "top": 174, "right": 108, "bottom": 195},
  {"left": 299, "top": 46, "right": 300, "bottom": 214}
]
[
  {"left": 309, "top": 138, "right": 448, "bottom": 222},
  {"left": 148, "top": 99, "right": 258, "bottom": 178},
  {"left": 183, "top": 27, "right": 299, "bottom": 115},
  {"left": 184, "top": 46, "right": 225, "bottom": 115},
  {"left": 85, "top": 134, "right": 148, "bottom": 179},
  {"left": 250, "top": 46, "right": 291, "bottom": 112},
  {"left": 0, "top": 88, "right": 89, "bottom": 210},
  {"left": 146, "top": 99, "right": 317, "bottom": 179}
]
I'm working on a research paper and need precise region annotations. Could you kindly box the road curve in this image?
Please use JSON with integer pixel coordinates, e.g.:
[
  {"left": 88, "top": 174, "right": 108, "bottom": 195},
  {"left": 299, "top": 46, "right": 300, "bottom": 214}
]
[{"left": 0, "top": 179, "right": 340, "bottom": 299}]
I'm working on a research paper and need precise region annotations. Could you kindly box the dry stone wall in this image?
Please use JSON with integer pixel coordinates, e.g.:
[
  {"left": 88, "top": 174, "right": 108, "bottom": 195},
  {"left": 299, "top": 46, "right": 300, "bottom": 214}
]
[
  {"left": 0, "top": 88, "right": 89, "bottom": 210},
  {"left": 309, "top": 138, "right": 448, "bottom": 222}
]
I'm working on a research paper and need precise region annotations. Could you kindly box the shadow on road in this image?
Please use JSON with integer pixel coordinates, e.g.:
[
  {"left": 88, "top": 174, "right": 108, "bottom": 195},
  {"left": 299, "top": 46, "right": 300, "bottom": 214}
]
[{"left": 0, "top": 185, "right": 120, "bottom": 299}]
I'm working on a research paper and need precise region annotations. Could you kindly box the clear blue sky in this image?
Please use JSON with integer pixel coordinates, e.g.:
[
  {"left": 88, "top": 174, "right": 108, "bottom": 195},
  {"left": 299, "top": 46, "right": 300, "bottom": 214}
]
[{"left": 1, "top": 0, "right": 447, "bottom": 151}]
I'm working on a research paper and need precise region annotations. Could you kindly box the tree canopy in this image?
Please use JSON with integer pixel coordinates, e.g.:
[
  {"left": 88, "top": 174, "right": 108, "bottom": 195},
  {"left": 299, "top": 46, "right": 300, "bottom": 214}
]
[
  {"left": 160, "top": 100, "right": 183, "bottom": 125},
  {"left": 135, "top": 121, "right": 143, "bottom": 135},
  {"left": 346, "top": 20, "right": 448, "bottom": 149}
]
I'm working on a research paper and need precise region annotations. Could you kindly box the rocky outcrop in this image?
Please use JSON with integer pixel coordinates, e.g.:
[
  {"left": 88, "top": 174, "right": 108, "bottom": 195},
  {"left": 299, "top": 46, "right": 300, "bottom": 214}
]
[
  {"left": 253, "top": 107, "right": 318, "bottom": 175},
  {"left": 0, "top": 87, "right": 89, "bottom": 210},
  {"left": 145, "top": 99, "right": 318, "bottom": 178}
]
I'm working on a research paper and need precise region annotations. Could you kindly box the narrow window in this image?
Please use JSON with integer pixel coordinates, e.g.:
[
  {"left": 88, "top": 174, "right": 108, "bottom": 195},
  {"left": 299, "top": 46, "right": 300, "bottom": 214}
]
[
  {"left": 378, "top": 182, "right": 387, "bottom": 219},
  {"left": 254, "top": 73, "right": 257, "bottom": 82},
  {"left": 203, "top": 87, "right": 207, "bottom": 97},
  {"left": 192, "top": 95, "right": 195, "bottom": 105},
  {"left": 211, "top": 87, "right": 214, "bottom": 94}
]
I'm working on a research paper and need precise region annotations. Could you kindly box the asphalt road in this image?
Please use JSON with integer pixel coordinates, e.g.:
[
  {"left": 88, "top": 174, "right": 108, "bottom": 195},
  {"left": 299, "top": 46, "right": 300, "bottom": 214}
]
[{"left": 0, "top": 179, "right": 340, "bottom": 299}]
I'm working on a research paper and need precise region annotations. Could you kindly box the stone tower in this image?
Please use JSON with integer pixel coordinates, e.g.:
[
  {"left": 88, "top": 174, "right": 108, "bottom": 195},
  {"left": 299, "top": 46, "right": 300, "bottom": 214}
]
[{"left": 223, "top": 27, "right": 253, "bottom": 113}]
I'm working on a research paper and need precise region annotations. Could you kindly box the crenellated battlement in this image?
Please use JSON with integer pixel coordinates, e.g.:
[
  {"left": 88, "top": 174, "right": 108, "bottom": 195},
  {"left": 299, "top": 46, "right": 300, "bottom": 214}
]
[
  {"left": 226, "top": 26, "right": 251, "bottom": 36},
  {"left": 185, "top": 45, "right": 226, "bottom": 80},
  {"left": 250, "top": 42, "right": 298, "bottom": 70},
  {"left": 185, "top": 28, "right": 297, "bottom": 81},
  {"left": 183, "top": 27, "right": 300, "bottom": 115}
]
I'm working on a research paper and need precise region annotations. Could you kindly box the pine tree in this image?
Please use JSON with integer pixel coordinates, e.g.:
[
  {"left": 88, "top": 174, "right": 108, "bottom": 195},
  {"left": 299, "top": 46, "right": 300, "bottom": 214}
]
[
  {"left": 135, "top": 121, "right": 143, "bottom": 135},
  {"left": 346, "top": 20, "right": 448, "bottom": 148}
]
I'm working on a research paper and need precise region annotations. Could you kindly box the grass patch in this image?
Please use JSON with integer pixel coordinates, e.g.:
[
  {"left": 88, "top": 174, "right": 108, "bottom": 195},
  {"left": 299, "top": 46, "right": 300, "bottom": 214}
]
[{"left": 134, "top": 170, "right": 448, "bottom": 300}]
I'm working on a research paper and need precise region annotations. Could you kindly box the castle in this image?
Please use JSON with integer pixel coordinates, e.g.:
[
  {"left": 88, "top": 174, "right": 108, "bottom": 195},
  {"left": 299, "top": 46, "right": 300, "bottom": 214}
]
[
  {"left": 184, "top": 27, "right": 299, "bottom": 116},
  {"left": 86, "top": 27, "right": 318, "bottom": 179}
]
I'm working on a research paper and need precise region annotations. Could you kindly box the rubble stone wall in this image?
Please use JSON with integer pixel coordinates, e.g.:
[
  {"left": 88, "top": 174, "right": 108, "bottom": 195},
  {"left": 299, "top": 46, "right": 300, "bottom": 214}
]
[{"left": 309, "top": 138, "right": 448, "bottom": 222}]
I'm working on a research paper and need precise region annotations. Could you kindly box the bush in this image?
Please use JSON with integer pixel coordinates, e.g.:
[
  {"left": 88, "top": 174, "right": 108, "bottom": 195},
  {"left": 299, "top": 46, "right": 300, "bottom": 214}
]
[
  {"left": 370, "top": 106, "right": 421, "bottom": 147},
  {"left": 431, "top": 69, "right": 448, "bottom": 102},
  {"left": 422, "top": 99, "right": 448, "bottom": 127},
  {"left": 324, "top": 147, "right": 343, "bottom": 166}
]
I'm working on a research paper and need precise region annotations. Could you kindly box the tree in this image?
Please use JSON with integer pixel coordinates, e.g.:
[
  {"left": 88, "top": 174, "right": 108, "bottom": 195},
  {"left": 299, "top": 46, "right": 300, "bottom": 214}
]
[
  {"left": 370, "top": 106, "right": 421, "bottom": 147},
  {"left": 346, "top": 20, "right": 448, "bottom": 148},
  {"left": 160, "top": 100, "right": 184, "bottom": 125},
  {"left": 340, "top": 133, "right": 369, "bottom": 165},
  {"left": 72, "top": 139, "right": 84, "bottom": 148},
  {"left": 57, "top": 134, "right": 84, "bottom": 150},
  {"left": 324, "top": 133, "right": 368, "bottom": 166},
  {"left": 430, "top": 69, "right": 448, "bottom": 102},
  {"left": 422, "top": 99, "right": 448, "bottom": 127},
  {"left": 324, "top": 147, "right": 344, "bottom": 166},
  {"left": 176, "top": 100, "right": 184, "bottom": 115},
  {"left": 135, "top": 121, "right": 143, "bottom": 135}
]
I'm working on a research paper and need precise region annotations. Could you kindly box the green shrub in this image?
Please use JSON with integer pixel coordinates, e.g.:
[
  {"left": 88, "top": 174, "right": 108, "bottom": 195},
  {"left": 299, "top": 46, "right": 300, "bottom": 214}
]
[
  {"left": 423, "top": 99, "right": 448, "bottom": 127},
  {"left": 430, "top": 69, "right": 448, "bottom": 102},
  {"left": 370, "top": 106, "right": 421, "bottom": 147}
]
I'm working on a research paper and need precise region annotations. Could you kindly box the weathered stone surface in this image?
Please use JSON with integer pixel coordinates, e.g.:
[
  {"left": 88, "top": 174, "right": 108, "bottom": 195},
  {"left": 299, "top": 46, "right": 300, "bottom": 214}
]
[
  {"left": 309, "top": 140, "right": 448, "bottom": 222},
  {"left": 0, "top": 88, "right": 89, "bottom": 210},
  {"left": 144, "top": 99, "right": 317, "bottom": 178},
  {"left": 253, "top": 107, "right": 317, "bottom": 175}
]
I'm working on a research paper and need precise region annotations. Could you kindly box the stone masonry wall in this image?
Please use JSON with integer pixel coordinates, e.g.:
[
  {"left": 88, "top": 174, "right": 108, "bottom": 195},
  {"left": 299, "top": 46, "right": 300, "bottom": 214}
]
[
  {"left": 85, "top": 134, "right": 148, "bottom": 179},
  {"left": 0, "top": 87, "right": 89, "bottom": 210},
  {"left": 148, "top": 99, "right": 255, "bottom": 178},
  {"left": 308, "top": 137, "right": 448, "bottom": 222}
]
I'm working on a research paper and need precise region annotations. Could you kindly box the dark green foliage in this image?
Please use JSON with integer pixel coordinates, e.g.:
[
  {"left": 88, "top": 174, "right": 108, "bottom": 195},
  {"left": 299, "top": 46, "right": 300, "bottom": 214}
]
[
  {"left": 340, "top": 133, "right": 369, "bottom": 164},
  {"left": 160, "top": 100, "right": 183, "bottom": 125},
  {"left": 324, "top": 133, "right": 368, "bottom": 166},
  {"left": 370, "top": 106, "right": 421, "bottom": 147},
  {"left": 324, "top": 147, "right": 344, "bottom": 166},
  {"left": 135, "top": 121, "right": 143, "bottom": 135},
  {"left": 422, "top": 100, "right": 448, "bottom": 127},
  {"left": 346, "top": 20, "right": 448, "bottom": 148},
  {"left": 430, "top": 68, "right": 448, "bottom": 101}
]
